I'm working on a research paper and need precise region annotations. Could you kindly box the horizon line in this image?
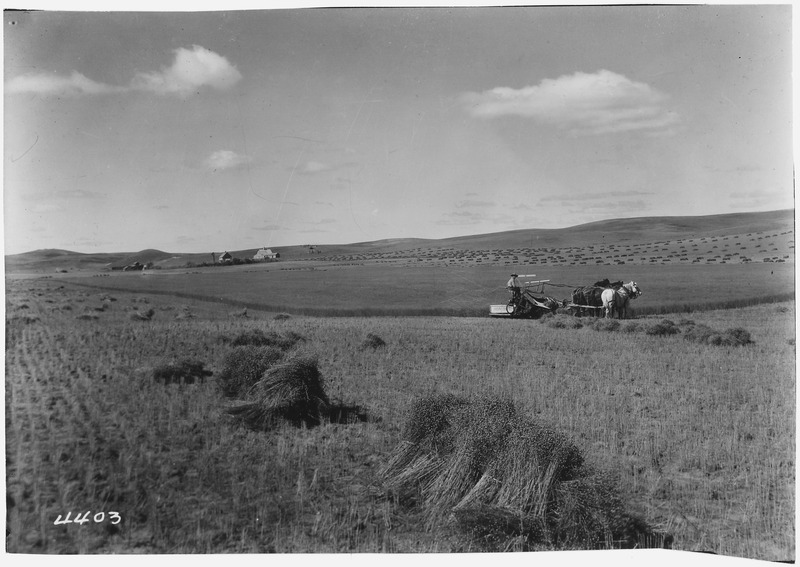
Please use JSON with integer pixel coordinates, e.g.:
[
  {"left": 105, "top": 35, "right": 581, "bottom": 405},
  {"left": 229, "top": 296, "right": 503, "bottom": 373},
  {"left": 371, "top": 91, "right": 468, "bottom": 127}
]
[{"left": 5, "top": 207, "right": 794, "bottom": 257}]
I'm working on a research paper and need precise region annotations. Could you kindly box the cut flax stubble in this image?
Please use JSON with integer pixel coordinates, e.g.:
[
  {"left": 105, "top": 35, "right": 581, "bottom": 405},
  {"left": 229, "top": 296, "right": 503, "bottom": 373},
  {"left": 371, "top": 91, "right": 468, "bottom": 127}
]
[
  {"left": 226, "top": 351, "right": 330, "bottom": 431},
  {"left": 591, "top": 319, "right": 620, "bottom": 332},
  {"left": 381, "top": 393, "right": 669, "bottom": 551},
  {"left": 542, "top": 314, "right": 584, "bottom": 330},
  {"left": 224, "top": 328, "right": 306, "bottom": 350},
  {"left": 644, "top": 319, "right": 680, "bottom": 336},
  {"left": 152, "top": 359, "right": 213, "bottom": 385},
  {"left": 683, "top": 324, "right": 753, "bottom": 346}
]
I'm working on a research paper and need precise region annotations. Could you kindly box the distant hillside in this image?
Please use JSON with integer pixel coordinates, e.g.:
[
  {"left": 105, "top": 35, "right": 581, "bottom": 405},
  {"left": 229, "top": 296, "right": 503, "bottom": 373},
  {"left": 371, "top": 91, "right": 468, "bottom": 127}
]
[
  {"left": 108, "top": 249, "right": 184, "bottom": 269},
  {"left": 416, "top": 209, "right": 795, "bottom": 251},
  {"left": 304, "top": 209, "right": 794, "bottom": 269},
  {"left": 5, "top": 209, "right": 794, "bottom": 274},
  {"left": 4, "top": 249, "right": 124, "bottom": 273}
]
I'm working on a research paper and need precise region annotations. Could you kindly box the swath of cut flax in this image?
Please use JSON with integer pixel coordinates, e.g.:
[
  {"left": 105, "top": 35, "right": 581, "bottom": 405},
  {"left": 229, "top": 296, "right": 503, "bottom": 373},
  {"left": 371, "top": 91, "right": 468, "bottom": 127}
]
[{"left": 226, "top": 353, "right": 330, "bottom": 430}]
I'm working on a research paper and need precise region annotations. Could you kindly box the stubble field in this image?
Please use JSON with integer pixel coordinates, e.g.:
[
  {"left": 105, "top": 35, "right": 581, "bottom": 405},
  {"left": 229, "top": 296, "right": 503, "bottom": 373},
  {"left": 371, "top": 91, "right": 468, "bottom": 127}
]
[{"left": 4, "top": 275, "right": 795, "bottom": 560}]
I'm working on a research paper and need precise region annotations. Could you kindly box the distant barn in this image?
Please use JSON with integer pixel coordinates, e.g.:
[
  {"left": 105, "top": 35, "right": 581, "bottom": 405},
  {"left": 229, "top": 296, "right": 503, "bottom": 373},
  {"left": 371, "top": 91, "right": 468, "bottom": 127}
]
[{"left": 218, "top": 251, "right": 233, "bottom": 264}]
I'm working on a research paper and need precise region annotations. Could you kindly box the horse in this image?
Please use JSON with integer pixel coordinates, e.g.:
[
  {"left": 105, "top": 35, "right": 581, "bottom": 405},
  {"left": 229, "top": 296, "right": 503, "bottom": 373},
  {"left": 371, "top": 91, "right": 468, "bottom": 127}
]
[
  {"left": 572, "top": 286, "right": 601, "bottom": 316},
  {"left": 601, "top": 281, "right": 642, "bottom": 319},
  {"left": 593, "top": 279, "right": 624, "bottom": 289},
  {"left": 572, "top": 281, "right": 624, "bottom": 317}
]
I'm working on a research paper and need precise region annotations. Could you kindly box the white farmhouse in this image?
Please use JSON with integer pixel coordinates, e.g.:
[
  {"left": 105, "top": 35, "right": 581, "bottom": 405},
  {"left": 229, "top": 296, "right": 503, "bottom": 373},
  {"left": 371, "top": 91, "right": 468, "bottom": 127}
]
[{"left": 253, "top": 247, "right": 280, "bottom": 261}]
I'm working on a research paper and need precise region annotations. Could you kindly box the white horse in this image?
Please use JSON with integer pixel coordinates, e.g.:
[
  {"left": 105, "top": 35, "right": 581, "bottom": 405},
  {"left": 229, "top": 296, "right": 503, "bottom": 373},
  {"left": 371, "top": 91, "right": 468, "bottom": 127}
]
[{"left": 601, "top": 281, "right": 642, "bottom": 319}]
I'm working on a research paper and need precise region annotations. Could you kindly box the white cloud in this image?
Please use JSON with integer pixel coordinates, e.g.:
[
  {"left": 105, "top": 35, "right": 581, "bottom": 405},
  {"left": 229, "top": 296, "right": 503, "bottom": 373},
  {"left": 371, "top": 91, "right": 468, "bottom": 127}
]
[
  {"left": 301, "top": 218, "right": 337, "bottom": 226},
  {"left": 539, "top": 190, "right": 652, "bottom": 204},
  {"left": 22, "top": 189, "right": 106, "bottom": 201},
  {"left": 461, "top": 70, "right": 679, "bottom": 136},
  {"left": 437, "top": 208, "right": 520, "bottom": 227},
  {"left": 301, "top": 161, "right": 330, "bottom": 174},
  {"left": 205, "top": 150, "right": 250, "bottom": 171},
  {"left": 456, "top": 199, "right": 496, "bottom": 208},
  {"left": 132, "top": 45, "right": 242, "bottom": 97},
  {"left": 566, "top": 200, "right": 649, "bottom": 215},
  {"left": 6, "top": 71, "right": 123, "bottom": 97},
  {"left": 59, "top": 189, "right": 106, "bottom": 199},
  {"left": 298, "top": 160, "right": 359, "bottom": 176},
  {"left": 28, "top": 202, "right": 64, "bottom": 214},
  {"left": 6, "top": 45, "right": 241, "bottom": 98},
  {"left": 729, "top": 189, "right": 793, "bottom": 210},
  {"left": 512, "top": 203, "right": 534, "bottom": 211},
  {"left": 254, "top": 223, "right": 285, "bottom": 231},
  {"left": 71, "top": 237, "right": 111, "bottom": 248},
  {"left": 437, "top": 211, "right": 483, "bottom": 225}
]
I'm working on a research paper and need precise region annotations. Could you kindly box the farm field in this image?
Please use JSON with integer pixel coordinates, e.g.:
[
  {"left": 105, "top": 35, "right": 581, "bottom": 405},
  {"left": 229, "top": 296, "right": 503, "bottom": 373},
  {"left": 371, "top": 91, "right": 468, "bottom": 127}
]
[
  {"left": 48, "top": 261, "right": 794, "bottom": 317},
  {"left": 4, "top": 276, "right": 795, "bottom": 559}
]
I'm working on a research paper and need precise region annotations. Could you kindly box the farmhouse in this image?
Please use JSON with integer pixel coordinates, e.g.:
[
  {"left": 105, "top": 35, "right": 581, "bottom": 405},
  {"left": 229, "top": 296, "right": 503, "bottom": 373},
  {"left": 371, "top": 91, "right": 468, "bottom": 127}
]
[
  {"left": 218, "top": 251, "right": 233, "bottom": 264},
  {"left": 253, "top": 247, "right": 280, "bottom": 261}
]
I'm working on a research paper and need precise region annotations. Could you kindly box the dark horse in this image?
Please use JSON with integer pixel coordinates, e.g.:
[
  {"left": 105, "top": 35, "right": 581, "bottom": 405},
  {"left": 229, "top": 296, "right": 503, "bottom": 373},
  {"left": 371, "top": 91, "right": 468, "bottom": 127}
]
[{"left": 571, "top": 279, "right": 623, "bottom": 317}]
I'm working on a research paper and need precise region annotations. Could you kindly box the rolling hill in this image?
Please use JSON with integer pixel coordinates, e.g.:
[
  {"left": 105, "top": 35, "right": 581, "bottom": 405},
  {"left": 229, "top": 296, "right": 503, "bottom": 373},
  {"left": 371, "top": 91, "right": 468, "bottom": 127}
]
[{"left": 5, "top": 209, "right": 794, "bottom": 274}]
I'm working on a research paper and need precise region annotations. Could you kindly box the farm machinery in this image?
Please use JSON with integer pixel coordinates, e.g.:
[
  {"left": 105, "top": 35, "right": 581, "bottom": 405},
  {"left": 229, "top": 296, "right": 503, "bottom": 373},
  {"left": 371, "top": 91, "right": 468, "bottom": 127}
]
[
  {"left": 489, "top": 275, "right": 565, "bottom": 319},
  {"left": 490, "top": 275, "right": 640, "bottom": 319}
]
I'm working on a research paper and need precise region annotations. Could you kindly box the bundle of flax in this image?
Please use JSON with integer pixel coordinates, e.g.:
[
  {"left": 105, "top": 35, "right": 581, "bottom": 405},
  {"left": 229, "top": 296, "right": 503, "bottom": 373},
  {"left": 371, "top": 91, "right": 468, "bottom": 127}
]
[
  {"left": 381, "top": 394, "right": 669, "bottom": 551},
  {"left": 226, "top": 352, "right": 330, "bottom": 430}
]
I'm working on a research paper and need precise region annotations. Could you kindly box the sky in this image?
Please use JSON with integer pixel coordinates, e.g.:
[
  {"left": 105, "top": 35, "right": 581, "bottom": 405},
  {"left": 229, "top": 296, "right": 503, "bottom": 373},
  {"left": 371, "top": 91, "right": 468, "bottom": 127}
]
[{"left": 3, "top": 3, "right": 794, "bottom": 254}]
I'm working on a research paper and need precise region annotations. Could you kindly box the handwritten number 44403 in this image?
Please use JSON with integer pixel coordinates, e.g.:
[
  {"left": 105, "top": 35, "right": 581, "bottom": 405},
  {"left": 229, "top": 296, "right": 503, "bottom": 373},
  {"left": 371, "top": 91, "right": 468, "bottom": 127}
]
[{"left": 54, "top": 511, "right": 121, "bottom": 526}]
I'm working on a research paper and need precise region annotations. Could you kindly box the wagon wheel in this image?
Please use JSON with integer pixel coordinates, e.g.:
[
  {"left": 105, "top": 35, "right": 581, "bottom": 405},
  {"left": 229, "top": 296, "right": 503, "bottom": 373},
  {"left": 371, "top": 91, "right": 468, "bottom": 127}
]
[{"left": 506, "top": 299, "right": 518, "bottom": 316}]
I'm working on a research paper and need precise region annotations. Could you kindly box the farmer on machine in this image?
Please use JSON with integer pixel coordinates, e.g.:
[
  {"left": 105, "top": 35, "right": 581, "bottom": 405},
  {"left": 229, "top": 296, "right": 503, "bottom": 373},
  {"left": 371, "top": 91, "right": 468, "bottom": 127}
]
[{"left": 507, "top": 273, "right": 521, "bottom": 302}]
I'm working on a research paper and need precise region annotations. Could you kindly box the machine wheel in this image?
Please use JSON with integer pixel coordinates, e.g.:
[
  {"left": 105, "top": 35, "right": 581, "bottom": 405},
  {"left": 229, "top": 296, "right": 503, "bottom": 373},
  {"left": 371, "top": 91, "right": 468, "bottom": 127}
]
[{"left": 506, "top": 300, "right": 518, "bottom": 316}]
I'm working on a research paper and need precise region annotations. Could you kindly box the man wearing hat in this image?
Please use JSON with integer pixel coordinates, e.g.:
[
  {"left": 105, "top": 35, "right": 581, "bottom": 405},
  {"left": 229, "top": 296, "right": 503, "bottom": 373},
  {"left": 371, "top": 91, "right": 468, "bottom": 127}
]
[{"left": 507, "top": 273, "right": 521, "bottom": 303}]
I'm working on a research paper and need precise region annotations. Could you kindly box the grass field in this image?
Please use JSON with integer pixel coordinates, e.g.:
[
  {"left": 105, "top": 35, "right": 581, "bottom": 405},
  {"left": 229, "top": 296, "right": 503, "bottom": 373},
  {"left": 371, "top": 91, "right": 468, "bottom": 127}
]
[
  {"left": 46, "top": 261, "right": 794, "bottom": 318},
  {"left": 5, "top": 276, "right": 794, "bottom": 559}
]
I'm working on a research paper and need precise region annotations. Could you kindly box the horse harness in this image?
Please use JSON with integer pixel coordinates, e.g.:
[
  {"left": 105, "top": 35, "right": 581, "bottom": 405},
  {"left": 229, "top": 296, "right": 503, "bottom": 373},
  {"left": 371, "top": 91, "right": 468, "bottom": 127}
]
[{"left": 617, "top": 283, "right": 640, "bottom": 300}]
